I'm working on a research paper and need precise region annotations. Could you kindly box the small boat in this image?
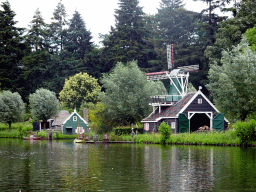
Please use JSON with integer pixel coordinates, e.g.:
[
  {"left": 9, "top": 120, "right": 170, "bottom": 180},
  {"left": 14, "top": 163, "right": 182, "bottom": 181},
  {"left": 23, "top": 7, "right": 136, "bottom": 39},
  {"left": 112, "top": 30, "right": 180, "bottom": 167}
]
[
  {"left": 23, "top": 136, "right": 44, "bottom": 140},
  {"left": 74, "top": 138, "right": 85, "bottom": 143}
]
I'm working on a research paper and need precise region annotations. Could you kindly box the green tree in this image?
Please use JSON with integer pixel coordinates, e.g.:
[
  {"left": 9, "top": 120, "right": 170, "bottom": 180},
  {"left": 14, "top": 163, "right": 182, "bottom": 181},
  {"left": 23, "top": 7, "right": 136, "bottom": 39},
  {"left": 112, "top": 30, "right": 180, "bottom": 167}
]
[
  {"left": 59, "top": 72, "right": 101, "bottom": 109},
  {"left": 22, "top": 9, "right": 53, "bottom": 96},
  {"left": 63, "top": 10, "right": 93, "bottom": 60},
  {"left": 0, "top": 91, "right": 25, "bottom": 131},
  {"left": 88, "top": 102, "right": 117, "bottom": 134},
  {"left": 50, "top": 0, "right": 68, "bottom": 54},
  {"left": 100, "top": 61, "right": 167, "bottom": 125},
  {"left": 29, "top": 88, "right": 60, "bottom": 128},
  {"left": 26, "top": 8, "right": 49, "bottom": 51},
  {"left": 244, "top": 27, "right": 256, "bottom": 52},
  {"left": 159, "top": 121, "right": 172, "bottom": 144},
  {"left": 205, "top": 0, "right": 256, "bottom": 66},
  {"left": 0, "top": 1, "right": 28, "bottom": 92},
  {"left": 101, "top": 0, "right": 149, "bottom": 71},
  {"left": 206, "top": 37, "right": 256, "bottom": 121}
]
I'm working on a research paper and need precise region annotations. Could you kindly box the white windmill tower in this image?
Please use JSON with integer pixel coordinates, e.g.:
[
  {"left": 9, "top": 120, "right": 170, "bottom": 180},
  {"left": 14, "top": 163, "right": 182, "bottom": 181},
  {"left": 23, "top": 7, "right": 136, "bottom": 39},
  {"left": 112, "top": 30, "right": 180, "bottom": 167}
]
[{"left": 147, "top": 45, "right": 199, "bottom": 109}]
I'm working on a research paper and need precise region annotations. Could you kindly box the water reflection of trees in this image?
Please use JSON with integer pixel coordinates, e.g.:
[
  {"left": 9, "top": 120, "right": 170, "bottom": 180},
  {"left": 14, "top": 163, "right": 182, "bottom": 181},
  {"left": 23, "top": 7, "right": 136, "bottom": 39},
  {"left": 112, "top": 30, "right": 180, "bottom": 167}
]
[{"left": 142, "top": 145, "right": 215, "bottom": 191}]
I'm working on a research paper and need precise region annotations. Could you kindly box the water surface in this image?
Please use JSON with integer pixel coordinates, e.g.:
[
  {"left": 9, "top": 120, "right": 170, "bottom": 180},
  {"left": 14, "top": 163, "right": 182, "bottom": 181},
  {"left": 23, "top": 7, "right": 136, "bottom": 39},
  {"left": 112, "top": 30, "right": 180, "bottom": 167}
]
[{"left": 0, "top": 138, "right": 256, "bottom": 191}]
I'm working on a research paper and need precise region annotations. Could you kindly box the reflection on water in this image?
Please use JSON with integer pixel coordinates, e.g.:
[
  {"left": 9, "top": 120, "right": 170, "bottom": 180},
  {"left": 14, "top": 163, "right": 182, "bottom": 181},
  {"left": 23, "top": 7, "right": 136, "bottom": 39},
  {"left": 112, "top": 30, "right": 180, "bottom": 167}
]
[{"left": 0, "top": 138, "right": 256, "bottom": 191}]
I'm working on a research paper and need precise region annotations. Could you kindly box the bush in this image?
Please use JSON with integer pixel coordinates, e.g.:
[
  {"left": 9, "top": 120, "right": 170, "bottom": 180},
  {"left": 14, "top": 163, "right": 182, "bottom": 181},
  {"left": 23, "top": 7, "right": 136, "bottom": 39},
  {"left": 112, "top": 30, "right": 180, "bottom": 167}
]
[
  {"left": 158, "top": 122, "right": 172, "bottom": 144},
  {"left": 18, "top": 125, "right": 32, "bottom": 138},
  {"left": 113, "top": 126, "right": 143, "bottom": 135},
  {"left": 235, "top": 119, "right": 256, "bottom": 144}
]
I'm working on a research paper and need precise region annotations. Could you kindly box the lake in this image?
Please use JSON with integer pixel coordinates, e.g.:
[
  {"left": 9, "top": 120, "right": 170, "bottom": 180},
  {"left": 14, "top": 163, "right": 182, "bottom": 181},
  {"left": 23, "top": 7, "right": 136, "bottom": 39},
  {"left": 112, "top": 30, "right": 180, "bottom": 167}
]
[{"left": 1, "top": 138, "right": 256, "bottom": 191}]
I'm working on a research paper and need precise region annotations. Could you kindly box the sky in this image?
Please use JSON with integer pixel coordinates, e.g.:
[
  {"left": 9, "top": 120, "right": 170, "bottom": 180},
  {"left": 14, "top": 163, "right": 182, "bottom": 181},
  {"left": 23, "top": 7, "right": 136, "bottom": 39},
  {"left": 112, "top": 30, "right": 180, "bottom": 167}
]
[{"left": 0, "top": 0, "right": 220, "bottom": 46}]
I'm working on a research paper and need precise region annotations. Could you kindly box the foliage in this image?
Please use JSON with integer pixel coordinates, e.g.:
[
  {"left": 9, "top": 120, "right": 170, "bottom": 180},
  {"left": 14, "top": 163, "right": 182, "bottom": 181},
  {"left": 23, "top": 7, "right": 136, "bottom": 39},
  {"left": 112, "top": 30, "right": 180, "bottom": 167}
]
[
  {"left": 0, "top": 129, "right": 20, "bottom": 138},
  {"left": 244, "top": 27, "right": 256, "bottom": 52},
  {"left": 158, "top": 121, "right": 172, "bottom": 144},
  {"left": 0, "top": 91, "right": 25, "bottom": 131},
  {"left": 0, "top": 1, "right": 29, "bottom": 93},
  {"left": 59, "top": 72, "right": 101, "bottom": 109},
  {"left": 63, "top": 10, "right": 93, "bottom": 60},
  {"left": 109, "top": 132, "right": 133, "bottom": 141},
  {"left": 113, "top": 126, "right": 143, "bottom": 135},
  {"left": 26, "top": 8, "right": 49, "bottom": 51},
  {"left": 235, "top": 120, "right": 256, "bottom": 144},
  {"left": 207, "top": 37, "right": 256, "bottom": 121},
  {"left": 29, "top": 88, "right": 60, "bottom": 126},
  {"left": 134, "top": 133, "right": 161, "bottom": 143},
  {"left": 100, "top": 61, "right": 167, "bottom": 125},
  {"left": 187, "top": 82, "right": 197, "bottom": 92},
  {"left": 101, "top": 0, "right": 149, "bottom": 71},
  {"left": 170, "top": 130, "right": 240, "bottom": 145},
  {"left": 88, "top": 102, "right": 116, "bottom": 134},
  {"left": 18, "top": 125, "right": 32, "bottom": 138},
  {"left": 49, "top": 0, "right": 68, "bottom": 53}
]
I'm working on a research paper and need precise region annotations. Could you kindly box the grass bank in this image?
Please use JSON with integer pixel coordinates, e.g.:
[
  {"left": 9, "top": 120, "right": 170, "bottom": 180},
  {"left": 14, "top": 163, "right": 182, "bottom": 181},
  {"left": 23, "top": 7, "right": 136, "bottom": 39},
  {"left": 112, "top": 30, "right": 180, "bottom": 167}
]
[{"left": 110, "top": 130, "right": 244, "bottom": 146}]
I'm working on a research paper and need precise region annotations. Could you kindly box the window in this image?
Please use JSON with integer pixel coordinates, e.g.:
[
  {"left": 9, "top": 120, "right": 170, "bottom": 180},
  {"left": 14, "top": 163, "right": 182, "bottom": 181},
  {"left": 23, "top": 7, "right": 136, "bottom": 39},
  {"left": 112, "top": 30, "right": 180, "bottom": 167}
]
[
  {"left": 144, "top": 123, "right": 149, "bottom": 131},
  {"left": 171, "top": 122, "right": 175, "bottom": 129},
  {"left": 198, "top": 99, "right": 202, "bottom": 104},
  {"left": 73, "top": 116, "right": 77, "bottom": 121}
]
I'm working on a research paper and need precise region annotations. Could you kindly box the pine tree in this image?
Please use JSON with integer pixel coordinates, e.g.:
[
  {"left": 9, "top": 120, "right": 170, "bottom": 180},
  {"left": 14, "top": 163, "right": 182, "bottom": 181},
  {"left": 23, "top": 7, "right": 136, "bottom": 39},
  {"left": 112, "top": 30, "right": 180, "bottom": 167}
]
[
  {"left": 64, "top": 10, "right": 93, "bottom": 60},
  {"left": 26, "top": 8, "right": 49, "bottom": 51},
  {"left": 50, "top": 0, "right": 68, "bottom": 54},
  {"left": 101, "top": 0, "right": 149, "bottom": 71},
  {"left": 0, "top": 1, "right": 28, "bottom": 92}
]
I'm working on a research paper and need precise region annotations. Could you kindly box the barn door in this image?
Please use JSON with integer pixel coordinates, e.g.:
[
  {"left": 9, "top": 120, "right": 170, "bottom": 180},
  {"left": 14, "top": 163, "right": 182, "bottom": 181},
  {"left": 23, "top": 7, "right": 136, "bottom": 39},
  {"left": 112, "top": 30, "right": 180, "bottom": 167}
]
[
  {"left": 179, "top": 113, "right": 189, "bottom": 133},
  {"left": 213, "top": 113, "right": 224, "bottom": 131}
]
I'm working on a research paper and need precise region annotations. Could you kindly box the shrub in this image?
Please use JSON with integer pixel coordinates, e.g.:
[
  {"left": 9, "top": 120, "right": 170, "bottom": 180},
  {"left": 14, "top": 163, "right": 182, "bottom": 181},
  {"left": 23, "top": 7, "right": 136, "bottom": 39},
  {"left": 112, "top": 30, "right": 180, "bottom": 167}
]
[
  {"left": 113, "top": 126, "right": 143, "bottom": 135},
  {"left": 158, "top": 121, "right": 172, "bottom": 144},
  {"left": 235, "top": 119, "right": 256, "bottom": 144}
]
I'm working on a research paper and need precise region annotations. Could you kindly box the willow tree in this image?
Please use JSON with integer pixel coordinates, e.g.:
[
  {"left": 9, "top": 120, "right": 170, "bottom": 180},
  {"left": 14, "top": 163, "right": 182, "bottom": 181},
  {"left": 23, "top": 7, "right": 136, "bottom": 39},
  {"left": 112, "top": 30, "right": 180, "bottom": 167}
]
[
  {"left": 100, "top": 61, "right": 167, "bottom": 125},
  {"left": 0, "top": 91, "right": 25, "bottom": 131},
  {"left": 207, "top": 37, "right": 256, "bottom": 121},
  {"left": 29, "top": 88, "right": 60, "bottom": 128}
]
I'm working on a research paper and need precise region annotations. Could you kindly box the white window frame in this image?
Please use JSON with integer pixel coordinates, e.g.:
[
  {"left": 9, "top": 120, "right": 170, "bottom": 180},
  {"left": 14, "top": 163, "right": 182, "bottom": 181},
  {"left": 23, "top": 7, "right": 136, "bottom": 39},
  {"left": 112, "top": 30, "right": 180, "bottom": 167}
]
[
  {"left": 73, "top": 116, "right": 77, "bottom": 121},
  {"left": 198, "top": 99, "right": 202, "bottom": 104},
  {"left": 144, "top": 123, "right": 149, "bottom": 131},
  {"left": 171, "top": 122, "right": 176, "bottom": 129}
]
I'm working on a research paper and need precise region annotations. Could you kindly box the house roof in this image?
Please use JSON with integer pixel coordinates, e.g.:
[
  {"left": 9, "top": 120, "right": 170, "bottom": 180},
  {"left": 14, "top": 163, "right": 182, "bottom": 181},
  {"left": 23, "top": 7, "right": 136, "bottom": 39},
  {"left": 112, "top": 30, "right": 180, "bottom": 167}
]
[
  {"left": 62, "top": 109, "right": 88, "bottom": 125},
  {"left": 142, "top": 89, "right": 230, "bottom": 123},
  {"left": 52, "top": 110, "right": 70, "bottom": 126},
  {"left": 142, "top": 92, "right": 196, "bottom": 122}
]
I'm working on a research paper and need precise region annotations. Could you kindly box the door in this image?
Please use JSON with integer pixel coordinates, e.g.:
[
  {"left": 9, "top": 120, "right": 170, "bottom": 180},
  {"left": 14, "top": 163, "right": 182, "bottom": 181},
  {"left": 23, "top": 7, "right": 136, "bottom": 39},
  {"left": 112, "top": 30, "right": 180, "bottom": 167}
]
[
  {"left": 66, "top": 128, "right": 73, "bottom": 135},
  {"left": 179, "top": 113, "right": 189, "bottom": 133},
  {"left": 213, "top": 113, "right": 224, "bottom": 131}
]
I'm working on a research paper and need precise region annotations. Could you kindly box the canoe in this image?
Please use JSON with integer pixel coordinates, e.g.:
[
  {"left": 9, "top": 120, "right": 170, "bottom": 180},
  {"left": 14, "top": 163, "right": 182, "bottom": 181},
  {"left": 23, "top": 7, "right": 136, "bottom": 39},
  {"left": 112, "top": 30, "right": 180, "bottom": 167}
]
[{"left": 23, "top": 136, "right": 44, "bottom": 140}]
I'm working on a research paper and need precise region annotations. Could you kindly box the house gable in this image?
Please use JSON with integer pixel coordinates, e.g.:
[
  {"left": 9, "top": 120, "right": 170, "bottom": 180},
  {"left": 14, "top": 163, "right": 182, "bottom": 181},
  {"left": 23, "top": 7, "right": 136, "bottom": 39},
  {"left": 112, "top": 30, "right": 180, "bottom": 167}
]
[{"left": 62, "top": 110, "right": 88, "bottom": 134}]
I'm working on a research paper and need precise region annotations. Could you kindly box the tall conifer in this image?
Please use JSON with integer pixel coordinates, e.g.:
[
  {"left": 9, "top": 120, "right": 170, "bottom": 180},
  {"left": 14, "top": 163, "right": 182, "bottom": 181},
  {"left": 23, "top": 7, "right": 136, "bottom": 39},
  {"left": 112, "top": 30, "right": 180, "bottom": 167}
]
[
  {"left": 0, "top": 1, "right": 28, "bottom": 92},
  {"left": 102, "top": 0, "right": 149, "bottom": 71}
]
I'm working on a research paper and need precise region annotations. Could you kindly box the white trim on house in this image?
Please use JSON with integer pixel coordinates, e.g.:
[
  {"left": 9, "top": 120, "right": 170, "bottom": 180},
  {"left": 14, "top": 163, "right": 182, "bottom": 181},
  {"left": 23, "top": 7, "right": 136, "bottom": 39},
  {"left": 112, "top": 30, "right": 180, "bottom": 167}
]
[
  {"left": 62, "top": 110, "right": 88, "bottom": 125},
  {"left": 179, "top": 89, "right": 229, "bottom": 123},
  {"left": 188, "top": 111, "right": 213, "bottom": 131},
  {"left": 141, "top": 116, "right": 177, "bottom": 123}
]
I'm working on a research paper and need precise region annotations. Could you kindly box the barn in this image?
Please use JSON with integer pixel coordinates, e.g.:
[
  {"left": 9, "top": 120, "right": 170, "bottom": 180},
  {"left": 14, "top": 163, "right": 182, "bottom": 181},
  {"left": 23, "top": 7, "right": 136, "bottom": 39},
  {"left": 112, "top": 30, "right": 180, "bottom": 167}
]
[
  {"left": 141, "top": 88, "right": 229, "bottom": 133},
  {"left": 62, "top": 109, "right": 88, "bottom": 135}
]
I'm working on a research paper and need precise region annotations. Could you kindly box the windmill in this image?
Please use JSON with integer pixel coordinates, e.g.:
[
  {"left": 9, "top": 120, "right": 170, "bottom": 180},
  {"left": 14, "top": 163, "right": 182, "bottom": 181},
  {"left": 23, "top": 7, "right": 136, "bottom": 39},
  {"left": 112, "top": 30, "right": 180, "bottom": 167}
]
[{"left": 147, "top": 45, "right": 199, "bottom": 107}]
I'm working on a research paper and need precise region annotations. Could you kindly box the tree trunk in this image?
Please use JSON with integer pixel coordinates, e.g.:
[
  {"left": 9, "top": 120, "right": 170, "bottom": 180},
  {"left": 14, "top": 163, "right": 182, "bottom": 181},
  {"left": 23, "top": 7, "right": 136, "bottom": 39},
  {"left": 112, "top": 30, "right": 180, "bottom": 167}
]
[
  {"left": 8, "top": 121, "right": 11, "bottom": 132},
  {"left": 44, "top": 121, "right": 46, "bottom": 130}
]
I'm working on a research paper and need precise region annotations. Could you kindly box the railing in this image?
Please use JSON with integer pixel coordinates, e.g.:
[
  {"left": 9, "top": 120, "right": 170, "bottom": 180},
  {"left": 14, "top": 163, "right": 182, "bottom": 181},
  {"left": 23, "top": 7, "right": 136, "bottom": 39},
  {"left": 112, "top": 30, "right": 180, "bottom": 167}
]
[{"left": 149, "top": 95, "right": 182, "bottom": 105}]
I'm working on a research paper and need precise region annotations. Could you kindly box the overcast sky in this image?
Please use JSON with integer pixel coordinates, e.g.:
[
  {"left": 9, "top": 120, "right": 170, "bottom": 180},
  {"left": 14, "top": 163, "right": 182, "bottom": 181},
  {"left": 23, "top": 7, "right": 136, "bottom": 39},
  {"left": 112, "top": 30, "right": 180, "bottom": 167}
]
[{"left": 0, "top": 0, "right": 215, "bottom": 46}]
